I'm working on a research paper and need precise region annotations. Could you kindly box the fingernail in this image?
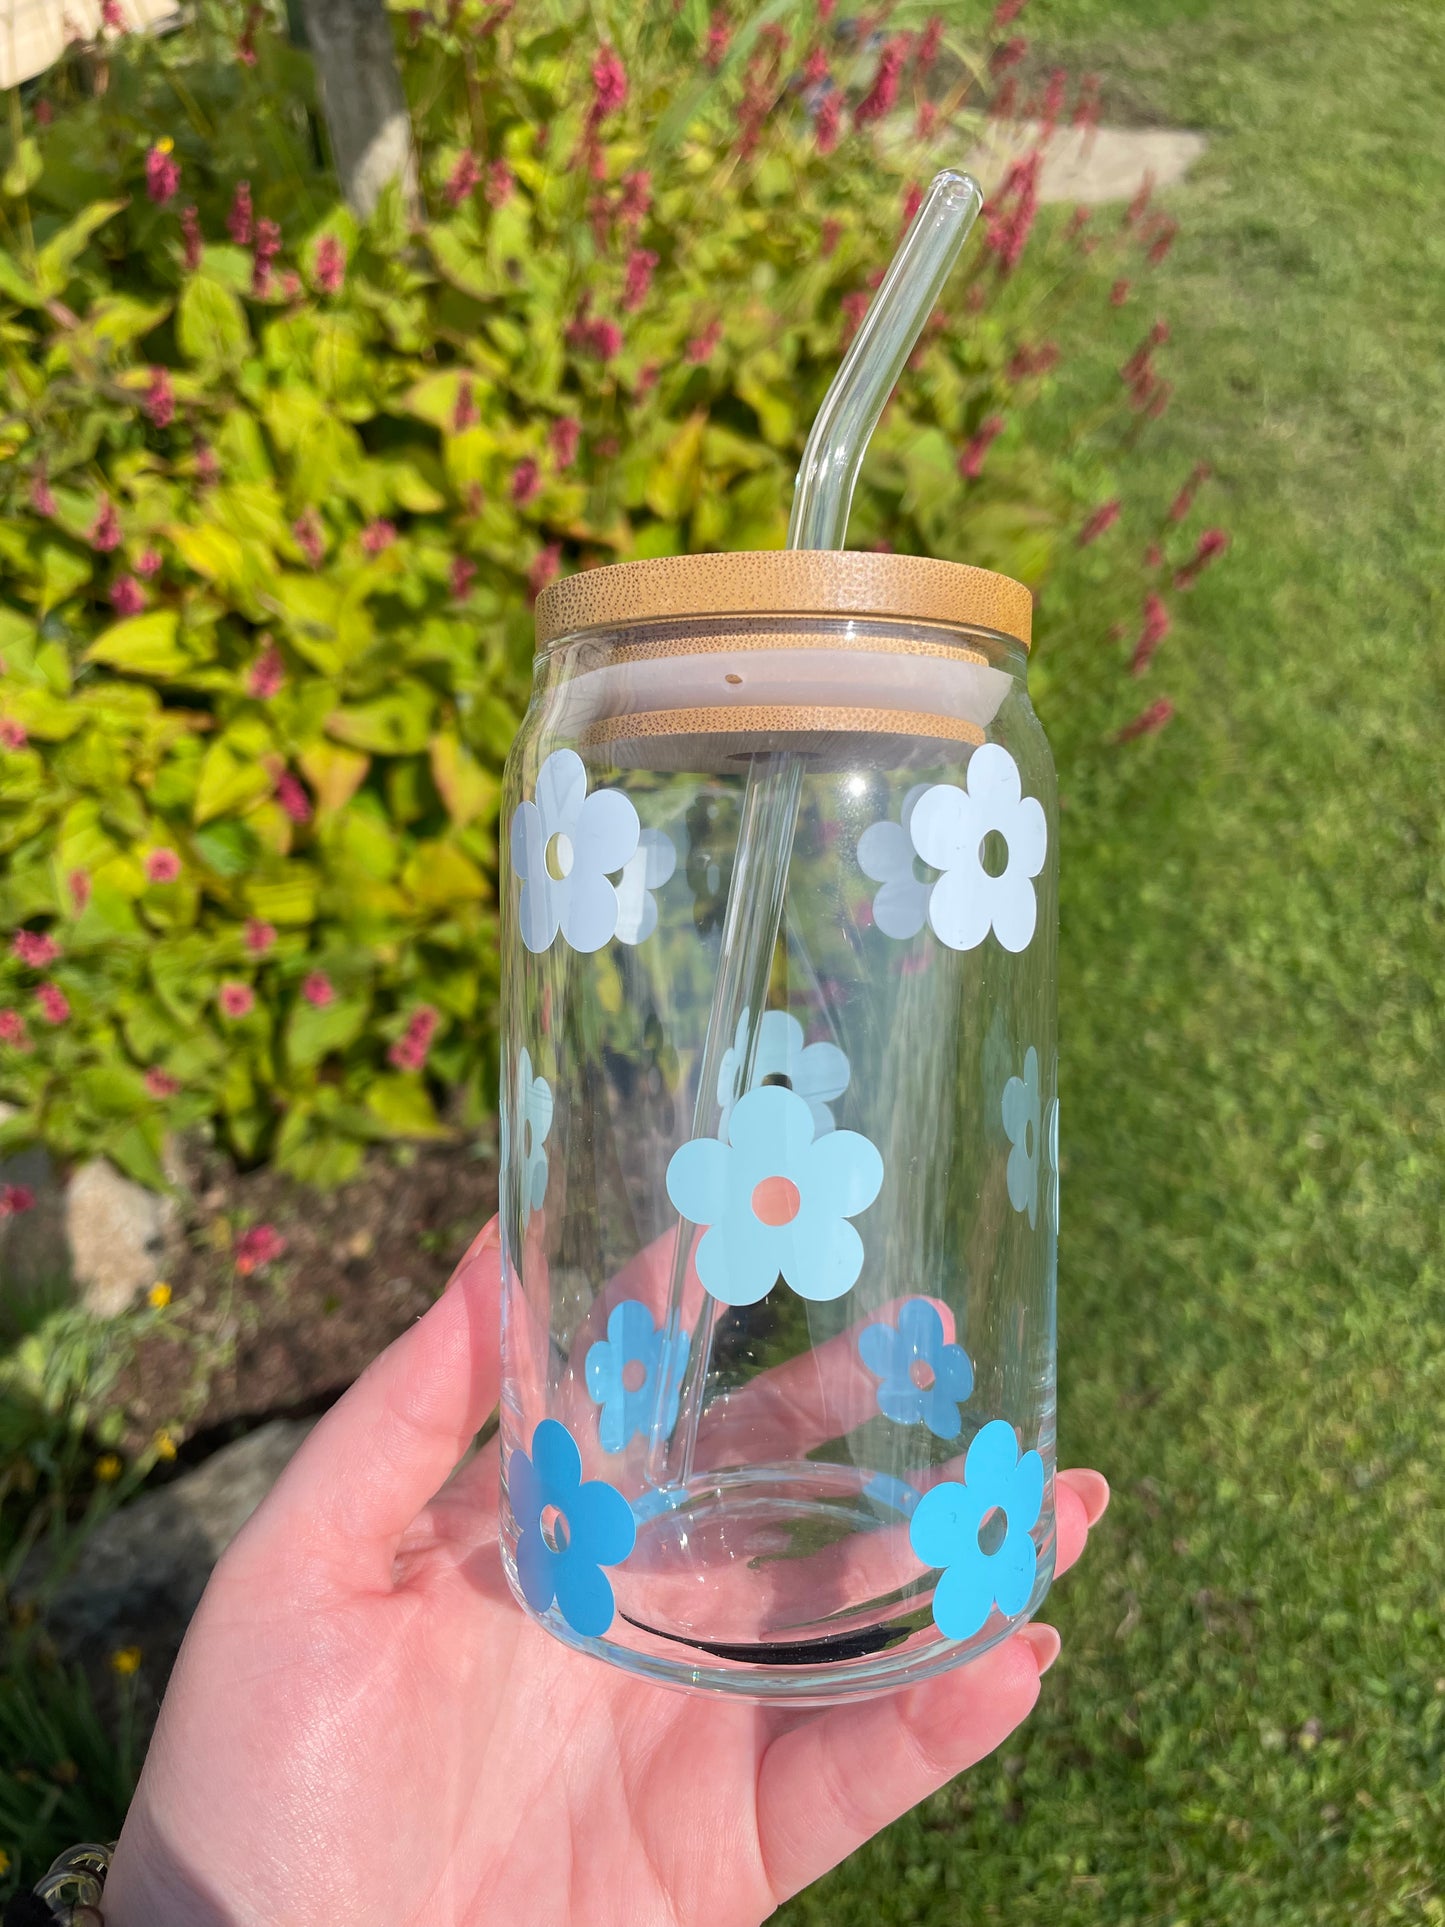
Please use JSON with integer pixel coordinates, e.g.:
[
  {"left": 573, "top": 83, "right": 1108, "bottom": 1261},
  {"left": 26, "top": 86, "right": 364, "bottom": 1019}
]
[
  {"left": 448, "top": 1216, "right": 500, "bottom": 1288},
  {"left": 1068, "top": 1468, "right": 1111, "bottom": 1527},
  {"left": 1017, "top": 1622, "right": 1061, "bottom": 1677}
]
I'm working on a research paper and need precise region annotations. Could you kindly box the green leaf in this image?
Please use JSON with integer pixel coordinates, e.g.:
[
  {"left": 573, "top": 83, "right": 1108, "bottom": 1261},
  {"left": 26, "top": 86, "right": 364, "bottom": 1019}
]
[
  {"left": 430, "top": 730, "right": 498, "bottom": 827},
  {"left": 194, "top": 738, "right": 274, "bottom": 824},
  {"left": 298, "top": 739, "right": 370, "bottom": 815},
  {"left": 0, "top": 248, "right": 39, "bottom": 306},
  {"left": 243, "top": 871, "right": 319, "bottom": 925},
  {"left": 426, "top": 225, "right": 495, "bottom": 303},
  {"left": 286, "top": 992, "right": 368, "bottom": 1071},
  {"left": 102, "top": 1122, "right": 170, "bottom": 1192},
  {"left": 326, "top": 682, "right": 436, "bottom": 755},
  {"left": 401, "top": 838, "right": 486, "bottom": 909},
  {"left": 177, "top": 274, "right": 252, "bottom": 368},
  {"left": 3, "top": 138, "right": 42, "bottom": 199},
  {"left": 35, "top": 200, "right": 126, "bottom": 299},
  {"left": 364, "top": 1073, "right": 451, "bottom": 1139},
  {"left": 84, "top": 611, "right": 188, "bottom": 677}
]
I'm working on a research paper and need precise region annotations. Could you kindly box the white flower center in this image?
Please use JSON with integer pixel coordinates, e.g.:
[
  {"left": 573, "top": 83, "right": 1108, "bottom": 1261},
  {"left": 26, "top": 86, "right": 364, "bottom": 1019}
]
[
  {"left": 540, "top": 1503, "right": 571, "bottom": 1554},
  {"left": 978, "top": 828, "right": 1011, "bottom": 879},
  {"left": 977, "top": 1504, "right": 1008, "bottom": 1557}
]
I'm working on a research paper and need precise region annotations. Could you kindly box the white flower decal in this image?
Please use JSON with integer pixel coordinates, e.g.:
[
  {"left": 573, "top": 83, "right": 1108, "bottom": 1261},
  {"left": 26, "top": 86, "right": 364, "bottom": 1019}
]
[
  {"left": 1002, "top": 1045, "right": 1041, "bottom": 1228},
  {"left": 501, "top": 1046, "right": 554, "bottom": 1221},
  {"left": 908, "top": 745, "right": 1048, "bottom": 954},
  {"left": 716, "top": 1008, "right": 850, "bottom": 1138},
  {"left": 510, "top": 748, "right": 640, "bottom": 954},
  {"left": 614, "top": 827, "right": 677, "bottom": 946},
  {"left": 856, "top": 784, "right": 932, "bottom": 940},
  {"left": 1047, "top": 1094, "right": 1059, "bottom": 1233}
]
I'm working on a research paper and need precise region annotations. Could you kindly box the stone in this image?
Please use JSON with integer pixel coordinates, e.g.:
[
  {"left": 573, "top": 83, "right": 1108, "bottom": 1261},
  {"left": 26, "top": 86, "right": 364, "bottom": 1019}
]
[
  {"left": 30, "top": 1418, "right": 317, "bottom": 1663},
  {"left": 968, "top": 120, "right": 1208, "bottom": 205},
  {"left": 65, "top": 1157, "right": 179, "bottom": 1318}
]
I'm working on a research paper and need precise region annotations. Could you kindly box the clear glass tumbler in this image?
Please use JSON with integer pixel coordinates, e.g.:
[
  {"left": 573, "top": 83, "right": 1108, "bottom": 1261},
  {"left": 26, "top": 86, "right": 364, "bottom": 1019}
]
[{"left": 498, "top": 550, "right": 1058, "bottom": 1704}]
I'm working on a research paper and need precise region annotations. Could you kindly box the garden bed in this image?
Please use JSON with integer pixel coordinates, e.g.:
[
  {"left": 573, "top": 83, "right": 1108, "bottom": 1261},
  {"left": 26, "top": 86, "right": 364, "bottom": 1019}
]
[{"left": 118, "top": 1135, "right": 498, "bottom": 1462}]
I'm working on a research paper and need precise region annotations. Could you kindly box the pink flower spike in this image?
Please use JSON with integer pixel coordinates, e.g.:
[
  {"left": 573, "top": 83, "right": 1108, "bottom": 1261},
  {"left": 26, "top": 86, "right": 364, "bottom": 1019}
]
[
  {"left": 195, "top": 442, "right": 219, "bottom": 485},
  {"left": 0, "top": 1184, "right": 36, "bottom": 1217},
  {"left": 705, "top": 10, "right": 729, "bottom": 69},
  {"left": 218, "top": 981, "right": 255, "bottom": 1019},
  {"left": 143, "top": 366, "right": 174, "bottom": 429},
  {"left": 361, "top": 519, "right": 396, "bottom": 555},
  {"left": 548, "top": 416, "right": 580, "bottom": 469},
  {"left": 248, "top": 639, "right": 285, "bottom": 699},
  {"left": 146, "top": 848, "right": 181, "bottom": 884},
  {"left": 275, "top": 772, "right": 312, "bottom": 823},
  {"left": 617, "top": 170, "right": 651, "bottom": 231},
  {"left": 453, "top": 379, "right": 478, "bottom": 432},
  {"left": 111, "top": 574, "right": 146, "bottom": 616},
  {"left": 181, "top": 203, "right": 203, "bottom": 271},
  {"left": 1175, "top": 527, "right": 1230, "bottom": 589},
  {"left": 314, "top": 233, "right": 346, "bottom": 294},
  {"left": 145, "top": 143, "right": 181, "bottom": 206},
  {"left": 12, "top": 931, "right": 60, "bottom": 967},
  {"left": 485, "top": 160, "right": 514, "bottom": 209},
  {"left": 30, "top": 469, "right": 56, "bottom": 517},
  {"left": 527, "top": 543, "right": 562, "bottom": 602},
  {"left": 90, "top": 499, "right": 122, "bottom": 552},
  {"left": 815, "top": 91, "right": 842, "bottom": 154},
  {"left": 450, "top": 555, "right": 477, "bottom": 601},
  {"left": 227, "top": 180, "right": 253, "bottom": 247},
  {"left": 0, "top": 720, "right": 28, "bottom": 751},
  {"left": 302, "top": 971, "right": 334, "bottom": 1007},
  {"left": 1078, "top": 499, "right": 1121, "bottom": 546},
  {"left": 511, "top": 459, "right": 541, "bottom": 507},
  {"left": 136, "top": 546, "right": 164, "bottom": 577},
  {"left": 234, "top": 1223, "right": 286, "bottom": 1274},
  {"left": 244, "top": 919, "right": 276, "bottom": 956},
  {"left": 992, "top": 0, "right": 1029, "bottom": 23},
  {"left": 686, "top": 317, "right": 723, "bottom": 364},
  {"left": 1116, "top": 697, "right": 1175, "bottom": 743},
  {"left": 958, "top": 414, "right": 1006, "bottom": 480},
  {"left": 855, "top": 35, "right": 907, "bottom": 126},
  {"left": 293, "top": 511, "right": 325, "bottom": 568},
  {"left": 36, "top": 983, "right": 70, "bottom": 1025},
  {"left": 622, "top": 246, "right": 658, "bottom": 313},
  {"left": 1110, "top": 278, "right": 1131, "bottom": 307},
  {"left": 145, "top": 1067, "right": 181, "bottom": 1098},
  {"left": 445, "top": 151, "right": 480, "bottom": 208},
  {"left": 1130, "top": 591, "right": 1172, "bottom": 674},
  {"left": 101, "top": 0, "right": 126, "bottom": 26},
  {"left": 0, "top": 1009, "right": 28, "bottom": 1048},
  {"left": 68, "top": 869, "right": 91, "bottom": 913},
  {"left": 590, "top": 45, "right": 628, "bottom": 123}
]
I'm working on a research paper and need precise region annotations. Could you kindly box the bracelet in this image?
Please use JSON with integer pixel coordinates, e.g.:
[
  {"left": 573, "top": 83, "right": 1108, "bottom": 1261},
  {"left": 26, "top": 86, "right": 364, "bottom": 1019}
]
[{"left": 9, "top": 1842, "right": 114, "bottom": 1926}]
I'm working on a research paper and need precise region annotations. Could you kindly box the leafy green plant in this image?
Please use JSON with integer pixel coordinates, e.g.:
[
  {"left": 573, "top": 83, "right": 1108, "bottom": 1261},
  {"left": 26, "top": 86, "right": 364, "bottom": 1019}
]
[{"left": 0, "top": 0, "right": 1180, "bottom": 1187}]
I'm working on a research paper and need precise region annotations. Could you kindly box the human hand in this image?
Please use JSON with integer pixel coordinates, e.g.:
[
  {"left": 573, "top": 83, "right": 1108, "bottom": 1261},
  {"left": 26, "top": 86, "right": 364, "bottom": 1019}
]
[{"left": 106, "top": 1220, "right": 1108, "bottom": 1927}]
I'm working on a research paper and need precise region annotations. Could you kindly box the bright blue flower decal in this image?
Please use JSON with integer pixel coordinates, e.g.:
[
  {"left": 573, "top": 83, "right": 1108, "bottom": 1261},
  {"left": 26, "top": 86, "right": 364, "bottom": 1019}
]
[
  {"left": 665, "top": 1084, "right": 884, "bottom": 1307},
  {"left": 909, "top": 1419, "right": 1044, "bottom": 1642},
  {"left": 1002, "top": 1045, "right": 1041, "bottom": 1228},
  {"left": 859, "top": 1298, "right": 975, "bottom": 1440},
  {"left": 509, "top": 1418, "right": 636, "bottom": 1638},
  {"left": 584, "top": 1299, "right": 690, "bottom": 1454}
]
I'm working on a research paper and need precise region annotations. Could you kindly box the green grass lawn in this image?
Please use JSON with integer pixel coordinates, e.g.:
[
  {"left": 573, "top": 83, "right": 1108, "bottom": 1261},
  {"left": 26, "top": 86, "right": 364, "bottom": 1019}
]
[{"left": 784, "top": 0, "right": 1445, "bottom": 1920}]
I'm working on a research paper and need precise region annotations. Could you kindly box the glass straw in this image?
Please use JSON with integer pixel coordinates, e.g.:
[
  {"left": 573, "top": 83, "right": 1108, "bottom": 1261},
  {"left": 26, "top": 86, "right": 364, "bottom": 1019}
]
[{"left": 646, "top": 170, "right": 985, "bottom": 1489}]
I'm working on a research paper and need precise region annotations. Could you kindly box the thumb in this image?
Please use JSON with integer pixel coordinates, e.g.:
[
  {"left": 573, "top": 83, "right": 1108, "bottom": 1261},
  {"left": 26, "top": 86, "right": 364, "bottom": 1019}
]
[{"left": 240, "top": 1216, "right": 502, "bottom": 1585}]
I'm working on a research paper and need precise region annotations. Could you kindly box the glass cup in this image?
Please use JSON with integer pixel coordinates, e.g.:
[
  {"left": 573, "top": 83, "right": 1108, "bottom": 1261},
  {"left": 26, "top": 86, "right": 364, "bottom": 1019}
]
[{"left": 498, "top": 550, "right": 1057, "bottom": 1704}]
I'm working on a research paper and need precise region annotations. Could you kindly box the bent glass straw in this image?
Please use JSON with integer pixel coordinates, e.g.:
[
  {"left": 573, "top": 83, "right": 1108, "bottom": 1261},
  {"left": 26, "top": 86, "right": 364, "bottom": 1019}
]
[{"left": 646, "top": 170, "right": 985, "bottom": 1489}]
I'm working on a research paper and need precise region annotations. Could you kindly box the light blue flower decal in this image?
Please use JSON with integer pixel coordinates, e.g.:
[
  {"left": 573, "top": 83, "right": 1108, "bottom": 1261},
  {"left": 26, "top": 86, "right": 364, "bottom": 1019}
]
[
  {"left": 856, "top": 784, "right": 933, "bottom": 940},
  {"left": 908, "top": 744, "right": 1047, "bottom": 954},
  {"left": 665, "top": 1084, "right": 884, "bottom": 1307},
  {"left": 614, "top": 827, "right": 677, "bottom": 945},
  {"left": 859, "top": 1298, "right": 975, "bottom": 1440},
  {"left": 584, "top": 1299, "right": 690, "bottom": 1453},
  {"left": 1002, "top": 1046, "right": 1041, "bottom": 1227},
  {"left": 510, "top": 748, "right": 640, "bottom": 954},
  {"left": 1047, "top": 1093, "right": 1059, "bottom": 1233},
  {"left": 909, "top": 1419, "right": 1044, "bottom": 1642},
  {"left": 716, "top": 1007, "right": 851, "bottom": 1138},
  {"left": 509, "top": 1418, "right": 636, "bottom": 1638},
  {"left": 501, "top": 1046, "right": 553, "bottom": 1220}
]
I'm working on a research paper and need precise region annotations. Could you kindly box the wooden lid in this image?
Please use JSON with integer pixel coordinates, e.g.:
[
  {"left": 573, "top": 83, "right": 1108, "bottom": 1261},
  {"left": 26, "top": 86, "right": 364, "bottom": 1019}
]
[{"left": 535, "top": 550, "right": 1033, "bottom": 651}]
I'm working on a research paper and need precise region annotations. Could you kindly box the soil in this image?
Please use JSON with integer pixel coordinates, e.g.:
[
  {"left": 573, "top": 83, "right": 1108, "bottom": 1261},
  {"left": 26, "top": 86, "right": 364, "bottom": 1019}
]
[{"left": 118, "top": 1134, "right": 499, "bottom": 1463}]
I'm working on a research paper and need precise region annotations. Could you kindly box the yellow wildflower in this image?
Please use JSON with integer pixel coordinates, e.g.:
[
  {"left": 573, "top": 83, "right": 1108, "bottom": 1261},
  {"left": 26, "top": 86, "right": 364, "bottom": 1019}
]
[
  {"left": 110, "top": 1647, "right": 142, "bottom": 1677},
  {"left": 94, "top": 1453, "right": 123, "bottom": 1483},
  {"left": 153, "top": 1430, "right": 177, "bottom": 1462},
  {"left": 147, "top": 1281, "right": 172, "bottom": 1308},
  {"left": 155, "top": 136, "right": 174, "bottom": 154},
  {"left": 0, "top": 1848, "right": 10, "bottom": 1876}
]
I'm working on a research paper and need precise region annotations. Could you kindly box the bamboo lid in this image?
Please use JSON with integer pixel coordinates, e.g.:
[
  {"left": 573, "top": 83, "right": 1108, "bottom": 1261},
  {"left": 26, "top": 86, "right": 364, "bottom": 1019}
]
[{"left": 535, "top": 550, "right": 1033, "bottom": 651}]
